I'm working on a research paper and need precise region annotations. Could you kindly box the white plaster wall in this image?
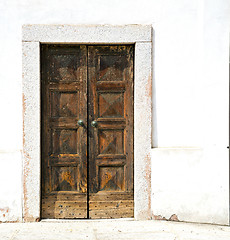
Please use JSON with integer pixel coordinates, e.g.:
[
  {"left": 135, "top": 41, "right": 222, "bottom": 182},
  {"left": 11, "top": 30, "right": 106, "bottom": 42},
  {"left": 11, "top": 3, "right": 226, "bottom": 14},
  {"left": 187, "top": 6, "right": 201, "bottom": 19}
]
[
  {"left": 0, "top": 152, "right": 22, "bottom": 222},
  {"left": 0, "top": 0, "right": 229, "bottom": 224},
  {"left": 151, "top": 0, "right": 230, "bottom": 225}
]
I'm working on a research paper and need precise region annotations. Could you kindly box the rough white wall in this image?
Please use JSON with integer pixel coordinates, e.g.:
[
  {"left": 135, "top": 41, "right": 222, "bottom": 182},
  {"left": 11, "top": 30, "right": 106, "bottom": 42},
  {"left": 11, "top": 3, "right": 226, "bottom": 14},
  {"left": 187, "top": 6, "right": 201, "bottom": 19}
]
[
  {"left": 151, "top": 0, "right": 230, "bottom": 225},
  {"left": 0, "top": 152, "right": 22, "bottom": 222},
  {"left": 0, "top": 0, "right": 229, "bottom": 224}
]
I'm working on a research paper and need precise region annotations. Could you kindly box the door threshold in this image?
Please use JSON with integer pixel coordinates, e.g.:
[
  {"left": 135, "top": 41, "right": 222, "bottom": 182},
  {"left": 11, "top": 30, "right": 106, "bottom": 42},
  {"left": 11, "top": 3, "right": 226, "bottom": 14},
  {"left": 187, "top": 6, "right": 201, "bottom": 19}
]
[{"left": 40, "top": 218, "right": 134, "bottom": 222}]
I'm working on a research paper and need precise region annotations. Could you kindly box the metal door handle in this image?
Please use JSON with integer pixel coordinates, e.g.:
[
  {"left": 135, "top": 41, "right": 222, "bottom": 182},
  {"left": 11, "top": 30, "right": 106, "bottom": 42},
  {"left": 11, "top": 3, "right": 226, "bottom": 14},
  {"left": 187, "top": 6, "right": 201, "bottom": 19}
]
[
  {"left": 91, "top": 120, "right": 98, "bottom": 128},
  {"left": 77, "top": 120, "right": 84, "bottom": 127}
]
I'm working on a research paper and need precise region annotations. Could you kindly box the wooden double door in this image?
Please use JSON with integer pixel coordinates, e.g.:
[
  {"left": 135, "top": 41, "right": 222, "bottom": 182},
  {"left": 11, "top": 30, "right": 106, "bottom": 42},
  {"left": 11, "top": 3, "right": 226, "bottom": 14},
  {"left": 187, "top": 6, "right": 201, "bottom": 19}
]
[{"left": 41, "top": 45, "right": 134, "bottom": 219}]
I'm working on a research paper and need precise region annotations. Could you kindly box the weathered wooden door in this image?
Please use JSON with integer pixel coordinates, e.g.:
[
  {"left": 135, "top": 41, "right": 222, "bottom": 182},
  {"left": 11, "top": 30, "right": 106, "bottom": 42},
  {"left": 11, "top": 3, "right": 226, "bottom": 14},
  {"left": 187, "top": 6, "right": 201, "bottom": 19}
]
[
  {"left": 41, "top": 45, "right": 133, "bottom": 219},
  {"left": 41, "top": 45, "right": 88, "bottom": 218},
  {"left": 87, "top": 46, "right": 134, "bottom": 218}
]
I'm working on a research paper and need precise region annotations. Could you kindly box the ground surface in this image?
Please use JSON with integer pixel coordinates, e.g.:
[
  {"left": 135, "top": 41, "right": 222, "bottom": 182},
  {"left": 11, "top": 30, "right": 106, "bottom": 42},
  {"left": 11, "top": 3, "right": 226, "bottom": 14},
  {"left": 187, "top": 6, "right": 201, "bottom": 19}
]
[{"left": 0, "top": 219, "right": 230, "bottom": 240}]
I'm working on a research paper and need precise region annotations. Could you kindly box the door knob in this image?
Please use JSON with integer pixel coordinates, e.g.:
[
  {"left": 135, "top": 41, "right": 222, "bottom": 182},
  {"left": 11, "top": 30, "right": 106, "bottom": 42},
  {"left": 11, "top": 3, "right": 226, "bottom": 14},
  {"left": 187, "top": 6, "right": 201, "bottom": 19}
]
[
  {"left": 77, "top": 120, "right": 84, "bottom": 127},
  {"left": 91, "top": 120, "right": 98, "bottom": 128}
]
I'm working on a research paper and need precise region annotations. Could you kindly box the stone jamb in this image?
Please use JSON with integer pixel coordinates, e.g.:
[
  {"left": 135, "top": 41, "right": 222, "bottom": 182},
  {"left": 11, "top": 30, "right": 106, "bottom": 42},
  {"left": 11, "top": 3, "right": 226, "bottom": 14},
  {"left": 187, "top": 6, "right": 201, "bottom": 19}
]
[{"left": 22, "top": 24, "right": 152, "bottom": 221}]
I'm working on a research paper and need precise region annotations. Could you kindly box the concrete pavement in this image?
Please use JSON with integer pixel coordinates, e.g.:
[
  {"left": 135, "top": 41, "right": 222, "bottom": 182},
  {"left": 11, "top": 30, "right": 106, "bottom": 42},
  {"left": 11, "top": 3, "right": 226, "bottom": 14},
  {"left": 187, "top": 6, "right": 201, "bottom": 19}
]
[{"left": 0, "top": 219, "right": 230, "bottom": 240}]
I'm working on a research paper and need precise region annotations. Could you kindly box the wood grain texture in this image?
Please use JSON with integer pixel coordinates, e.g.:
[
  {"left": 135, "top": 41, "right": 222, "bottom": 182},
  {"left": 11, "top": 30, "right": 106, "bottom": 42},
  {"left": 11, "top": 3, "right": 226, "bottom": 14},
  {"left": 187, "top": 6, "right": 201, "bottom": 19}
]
[
  {"left": 41, "top": 45, "right": 134, "bottom": 219},
  {"left": 41, "top": 45, "right": 87, "bottom": 219},
  {"left": 89, "top": 192, "right": 134, "bottom": 218},
  {"left": 88, "top": 45, "right": 134, "bottom": 219}
]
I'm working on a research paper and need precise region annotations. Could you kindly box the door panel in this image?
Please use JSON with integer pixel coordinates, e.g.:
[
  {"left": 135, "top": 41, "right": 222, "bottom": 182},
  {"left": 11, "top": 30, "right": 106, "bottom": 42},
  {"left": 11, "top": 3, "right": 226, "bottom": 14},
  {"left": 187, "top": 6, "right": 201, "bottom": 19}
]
[
  {"left": 41, "top": 45, "right": 88, "bottom": 219},
  {"left": 88, "top": 46, "right": 134, "bottom": 218}
]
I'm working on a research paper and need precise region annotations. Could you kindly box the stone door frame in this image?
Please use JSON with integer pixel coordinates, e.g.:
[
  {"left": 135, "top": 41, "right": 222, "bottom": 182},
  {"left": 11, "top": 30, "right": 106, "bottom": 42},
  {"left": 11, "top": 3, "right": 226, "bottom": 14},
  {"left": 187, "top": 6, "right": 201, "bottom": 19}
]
[{"left": 22, "top": 24, "right": 152, "bottom": 222}]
